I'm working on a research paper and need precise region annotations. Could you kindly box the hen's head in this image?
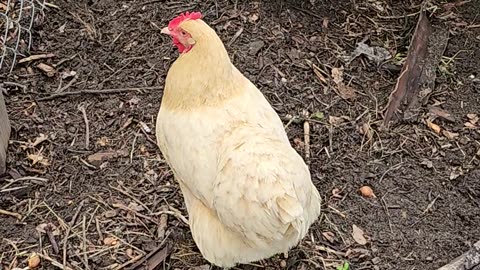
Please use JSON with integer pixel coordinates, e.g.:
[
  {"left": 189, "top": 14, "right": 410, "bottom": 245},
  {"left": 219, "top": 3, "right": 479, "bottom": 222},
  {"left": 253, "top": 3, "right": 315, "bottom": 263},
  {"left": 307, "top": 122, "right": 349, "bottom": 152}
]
[{"left": 161, "top": 11, "right": 204, "bottom": 53}]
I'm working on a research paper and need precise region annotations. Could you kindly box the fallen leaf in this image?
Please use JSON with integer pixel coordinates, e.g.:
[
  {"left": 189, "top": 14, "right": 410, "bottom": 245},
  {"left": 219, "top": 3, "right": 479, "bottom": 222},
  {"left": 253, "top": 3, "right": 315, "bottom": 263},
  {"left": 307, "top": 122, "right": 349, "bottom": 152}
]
[
  {"left": 96, "top": 137, "right": 109, "bottom": 146},
  {"left": 337, "top": 84, "right": 357, "bottom": 100},
  {"left": 322, "top": 231, "right": 335, "bottom": 243},
  {"left": 345, "top": 42, "right": 392, "bottom": 64},
  {"left": 128, "top": 97, "right": 140, "bottom": 106},
  {"left": 352, "top": 224, "right": 367, "bottom": 245},
  {"left": 442, "top": 130, "right": 459, "bottom": 140},
  {"left": 331, "top": 67, "right": 344, "bottom": 84},
  {"left": 421, "top": 159, "right": 433, "bottom": 169},
  {"left": 31, "top": 134, "right": 49, "bottom": 147},
  {"left": 36, "top": 223, "right": 60, "bottom": 236},
  {"left": 329, "top": 116, "right": 349, "bottom": 126},
  {"left": 311, "top": 111, "right": 324, "bottom": 120},
  {"left": 426, "top": 119, "right": 441, "bottom": 134},
  {"left": 103, "top": 237, "right": 118, "bottom": 246},
  {"left": 467, "top": 113, "right": 478, "bottom": 125},
  {"left": 27, "top": 153, "right": 50, "bottom": 166},
  {"left": 449, "top": 167, "right": 464, "bottom": 180},
  {"left": 248, "top": 13, "right": 259, "bottom": 23},
  {"left": 331, "top": 67, "right": 356, "bottom": 100},
  {"left": 464, "top": 122, "right": 477, "bottom": 129},
  {"left": 127, "top": 202, "right": 144, "bottom": 212}
]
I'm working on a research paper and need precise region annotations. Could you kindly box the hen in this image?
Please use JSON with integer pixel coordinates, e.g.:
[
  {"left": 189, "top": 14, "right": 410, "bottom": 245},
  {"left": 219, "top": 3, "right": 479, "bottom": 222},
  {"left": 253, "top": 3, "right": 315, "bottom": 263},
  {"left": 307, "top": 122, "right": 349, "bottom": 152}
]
[{"left": 156, "top": 12, "right": 321, "bottom": 268}]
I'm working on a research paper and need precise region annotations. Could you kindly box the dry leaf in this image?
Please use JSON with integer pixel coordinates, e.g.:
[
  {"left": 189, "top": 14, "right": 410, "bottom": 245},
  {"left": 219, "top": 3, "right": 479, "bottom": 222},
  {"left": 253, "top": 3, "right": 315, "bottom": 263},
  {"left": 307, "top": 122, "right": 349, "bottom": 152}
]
[
  {"left": 103, "top": 237, "right": 118, "bottom": 246},
  {"left": 421, "top": 159, "right": 433, "bottom": 169},
  {"left": 359, "top": 186, "right": 376, "bottom": 198},
  {"left": 127, "top": 202, "right": 144, "bottom": 212},
  {"left": 322, "top": 231, "right": 335, "bottom": 243},
  {"left": 96, "top": 137, "right": 109, "bottom": 146},
  {"left": 36, "top": 63, "right": 56, "bottom": 77},
  {"left": 329, "top": 116, "right": 349, "bottom": 126},
  {"left": 467, "top": 113, "right": 478, "bottom": 124},
  {"left": 248, "top": 13, "right": 259, "bottom": 23},
  {"left": 426, "top": 120, "right": 441, "bottom": 134},
  {"left": 331, "top": 67, "right": 344, "bottom": 84},
  {"left": 464, "top": 122, "right": 476, "bottom": 129},
  {"left": 352, "top": 224, "right": 367, "bottom": 245},
  {"left": 331, "top": 67, "right": 356, "bottom": 99},
  {"left": 31, "top": 134, "right": 49, "bottom": 147},
  {"left": 27, "top": 153, "right": 50, "bottom": 166},
  {"left": 442, "top": 130, "right": 459, "bottom": 140},
  {"left": 337, "top": 84, "right": 356, "bottom": 100},
  {"left": 36, "top": 223, "right": 61, "bottom": 236}
]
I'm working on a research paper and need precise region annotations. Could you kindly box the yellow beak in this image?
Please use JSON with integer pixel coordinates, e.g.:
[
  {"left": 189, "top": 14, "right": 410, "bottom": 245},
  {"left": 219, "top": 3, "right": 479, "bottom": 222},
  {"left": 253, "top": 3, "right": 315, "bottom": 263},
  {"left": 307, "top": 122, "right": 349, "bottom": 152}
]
[{"left": 161, "top": 27, "right": 170, "bottom": 35}]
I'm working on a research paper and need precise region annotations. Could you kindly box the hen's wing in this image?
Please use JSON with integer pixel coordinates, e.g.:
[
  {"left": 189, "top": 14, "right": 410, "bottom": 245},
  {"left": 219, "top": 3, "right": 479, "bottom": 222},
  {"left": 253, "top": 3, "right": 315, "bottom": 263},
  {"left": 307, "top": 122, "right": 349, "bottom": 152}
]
[{"left": 213, "top": 124, "right": 317, "bottom": 247}]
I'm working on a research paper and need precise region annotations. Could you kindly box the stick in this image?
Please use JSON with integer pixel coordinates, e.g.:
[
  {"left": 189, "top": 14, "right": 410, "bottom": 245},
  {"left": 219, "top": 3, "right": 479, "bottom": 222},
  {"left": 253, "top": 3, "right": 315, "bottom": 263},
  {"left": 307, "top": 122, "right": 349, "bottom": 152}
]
[
  {"left": 437, "top": 240, "right": 480, "bottom": 270},
  {"left": 304, "top": 120, "right": 311, "bottom": 164},
  {"left": 0, "top": 209, "right": 22, "bottom": 219},
  {"left": 35, "top": 86, "right": 161, "bottom": 101},
  {"left": 78, "top": 105, "right": 90, "bottom": 149},
  {"left": 63, "top": 200, "right": 84, "bottom": 267}
]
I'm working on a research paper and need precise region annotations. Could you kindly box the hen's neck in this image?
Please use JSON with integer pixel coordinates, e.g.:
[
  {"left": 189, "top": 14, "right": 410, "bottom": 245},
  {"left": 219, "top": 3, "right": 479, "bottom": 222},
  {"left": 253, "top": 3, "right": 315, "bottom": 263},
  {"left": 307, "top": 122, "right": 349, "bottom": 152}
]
[{"left": 162, "top": 39, "right": 246, "bottom": 112}]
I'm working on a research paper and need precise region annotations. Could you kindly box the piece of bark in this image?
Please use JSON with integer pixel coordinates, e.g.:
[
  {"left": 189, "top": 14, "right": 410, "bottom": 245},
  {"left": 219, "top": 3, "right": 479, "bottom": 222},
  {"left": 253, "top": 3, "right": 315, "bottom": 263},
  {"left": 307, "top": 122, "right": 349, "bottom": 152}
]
[
  {"left": 0, "top": 91, "right": 11, "bottom": 174},
  {"left": 438, "top": 240, "right": 480, "bottom": 270},
  {"left": 404, "top": 25, "right": 449, "bottom": 120},
  {"left": 129, "top": 242, "right": 173, "bottom": 270},
  {"left": 383, "top": 9, "right": 432, "bottom": 126}
]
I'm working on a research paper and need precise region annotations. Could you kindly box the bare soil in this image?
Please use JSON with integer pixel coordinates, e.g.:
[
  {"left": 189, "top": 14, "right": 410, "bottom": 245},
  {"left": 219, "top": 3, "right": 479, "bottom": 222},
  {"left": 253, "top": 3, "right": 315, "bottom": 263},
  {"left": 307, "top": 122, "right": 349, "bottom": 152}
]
[{"left": 1, "top": 0, "right": 479, "bottom": 269}]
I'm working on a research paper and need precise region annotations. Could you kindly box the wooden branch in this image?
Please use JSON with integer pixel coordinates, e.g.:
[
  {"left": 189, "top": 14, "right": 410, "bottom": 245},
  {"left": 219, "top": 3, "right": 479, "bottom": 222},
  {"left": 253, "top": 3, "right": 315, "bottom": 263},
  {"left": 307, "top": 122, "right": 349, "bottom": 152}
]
[
  {"left": 438, "top": 240, "right": 480, "bottom": 270},
  {"left": 0, "top": 91, "right": 11, "bottom": 175}
]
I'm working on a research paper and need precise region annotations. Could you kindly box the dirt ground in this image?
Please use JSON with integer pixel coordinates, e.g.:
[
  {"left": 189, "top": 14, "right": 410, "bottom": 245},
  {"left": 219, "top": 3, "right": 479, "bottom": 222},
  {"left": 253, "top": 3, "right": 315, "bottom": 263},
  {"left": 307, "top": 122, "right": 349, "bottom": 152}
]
[{"left": 1, "top": 0, "right": 479, "bottom": 269}]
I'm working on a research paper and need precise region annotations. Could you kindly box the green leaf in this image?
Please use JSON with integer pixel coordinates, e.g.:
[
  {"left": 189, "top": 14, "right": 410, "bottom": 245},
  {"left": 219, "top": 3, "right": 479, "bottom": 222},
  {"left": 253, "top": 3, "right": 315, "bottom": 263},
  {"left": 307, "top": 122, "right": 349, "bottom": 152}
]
[
  {"left": 336, "top": 261, "right": 350, "bottom": 270},
  {"left": 311, "top": 111, "right": 324, "bottom": 120}
]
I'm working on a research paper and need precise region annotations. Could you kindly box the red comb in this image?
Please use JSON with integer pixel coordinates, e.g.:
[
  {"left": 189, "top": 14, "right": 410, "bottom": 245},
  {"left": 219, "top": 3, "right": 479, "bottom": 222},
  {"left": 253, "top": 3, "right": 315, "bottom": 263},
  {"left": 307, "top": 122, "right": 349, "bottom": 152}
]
[{"left": 168, "top": 11, "right": 202, "bottom": 29}]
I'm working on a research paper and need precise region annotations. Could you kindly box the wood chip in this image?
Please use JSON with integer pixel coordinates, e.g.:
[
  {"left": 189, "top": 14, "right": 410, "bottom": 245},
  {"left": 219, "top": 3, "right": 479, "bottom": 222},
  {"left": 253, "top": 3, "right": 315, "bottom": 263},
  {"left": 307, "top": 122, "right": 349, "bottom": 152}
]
[{"left": 36, "top": 63, "right": 56, "bottom": 77}]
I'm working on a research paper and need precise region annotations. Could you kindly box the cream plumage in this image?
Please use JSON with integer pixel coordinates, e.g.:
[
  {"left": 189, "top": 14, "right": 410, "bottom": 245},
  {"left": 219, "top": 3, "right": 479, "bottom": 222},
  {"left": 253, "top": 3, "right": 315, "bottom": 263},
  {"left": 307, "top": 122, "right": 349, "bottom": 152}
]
[{"left": 155, "top": 12, "right": 321, "bottom": 268}]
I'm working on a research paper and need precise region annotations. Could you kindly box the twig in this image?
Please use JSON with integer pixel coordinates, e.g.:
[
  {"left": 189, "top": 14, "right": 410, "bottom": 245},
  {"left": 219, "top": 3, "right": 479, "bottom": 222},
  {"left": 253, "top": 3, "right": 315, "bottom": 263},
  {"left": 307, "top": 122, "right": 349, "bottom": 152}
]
[
  {"left": 130, "top": 128, "right": 140, "bottom": 163},
  {"left": 82, "top": 215, "right": 90, "bottom": 270},
  {"left": 114, "top": 254, "right": 143, "bottom": 270},
  {"left": 38, "top": 252, "right": 73, "bottom": 270},
  {"left": 18, "top": 53, "right": 55, "bottom": 63},
  {"left": 46, "top": 224, "right": 60, "bottom": 254},
  {"left": 78, "top": 104, "right": 90, "bottom": 149},
  {"left": 304, "top": 120, "right": 311, "bottom": 164},
  {"left": 227, "top": 27, "right": 243, "bottom": 46},
  {"left": 63, "top": 200, "right": 84, "bottom": 267},
  {"left": 0, "top": 209, "right": 22, "bottom": 219},
  {"left": 152, "top": 209, "right": 189, "bottom": 225},
  {"left": 35, "top": 86, "right": 161, "bottom": 101}
]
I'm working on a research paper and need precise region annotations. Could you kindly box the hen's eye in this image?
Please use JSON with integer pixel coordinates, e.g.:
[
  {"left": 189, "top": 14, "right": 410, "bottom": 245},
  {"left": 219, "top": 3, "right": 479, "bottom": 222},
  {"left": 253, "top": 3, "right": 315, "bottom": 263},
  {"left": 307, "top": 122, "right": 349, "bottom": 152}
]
[{"left": 181, "top": 31, "right": 186, "bottom": 36}]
